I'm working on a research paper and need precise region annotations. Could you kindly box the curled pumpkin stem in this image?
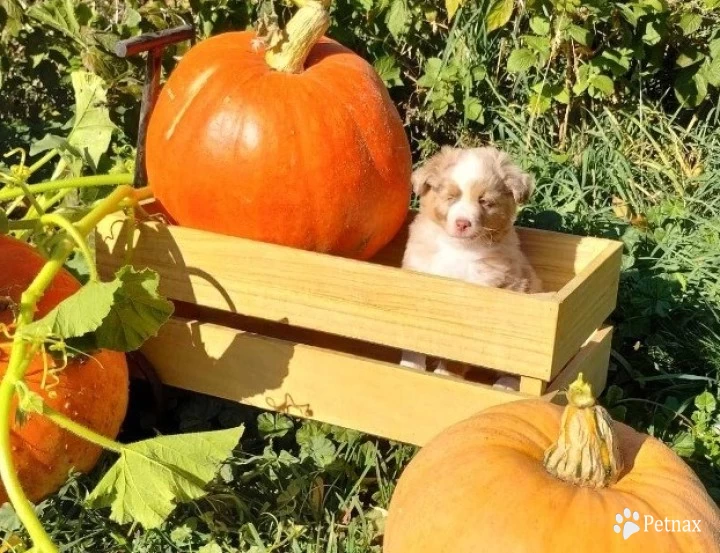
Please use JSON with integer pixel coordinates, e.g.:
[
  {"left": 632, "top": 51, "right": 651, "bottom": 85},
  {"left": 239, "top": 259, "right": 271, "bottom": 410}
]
[
  {"left": 264, "top": 0, "right": 331, "bottom": 74},
  {"left": 543, "top": 373, "right": 623, "bottom": 488}
]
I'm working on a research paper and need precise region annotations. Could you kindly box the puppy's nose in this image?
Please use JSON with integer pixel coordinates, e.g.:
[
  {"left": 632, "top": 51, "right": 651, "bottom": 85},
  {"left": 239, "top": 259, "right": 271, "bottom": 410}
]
[{"left": 455, "top": 218, "right": 471, "bottom": 232}]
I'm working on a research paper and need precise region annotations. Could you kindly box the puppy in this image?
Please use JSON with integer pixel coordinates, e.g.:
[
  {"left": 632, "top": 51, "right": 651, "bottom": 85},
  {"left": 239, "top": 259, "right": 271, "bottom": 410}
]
[{"left": 400, "top": 146, "right": 542, "bottom": 384}]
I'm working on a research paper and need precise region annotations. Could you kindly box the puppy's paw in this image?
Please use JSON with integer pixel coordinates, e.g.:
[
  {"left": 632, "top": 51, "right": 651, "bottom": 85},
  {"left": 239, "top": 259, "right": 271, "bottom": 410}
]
[
  {"left": 400, "top": 351, "right": 427, "bottom": 371},
  {"left": 493, "top": 375, "right": 520, "bottom": 391}
]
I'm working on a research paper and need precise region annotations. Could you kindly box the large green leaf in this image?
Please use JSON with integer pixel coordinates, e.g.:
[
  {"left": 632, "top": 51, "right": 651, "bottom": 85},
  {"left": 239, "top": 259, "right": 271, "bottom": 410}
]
[
  {"left": 486, "top": 0, "right": 514, "bottom": 32},
  {"left": 94, "top": 267, "right": 174, "bottom": 351},
  {"left": 86, "top": 426, "right": 244, "bottom": 529},
  {"left": 27, "top": 0, "right": 82, "bottom": 42},
  {"left": 66, "top": 71, "right": 116, "bottom": 170},
  {"left": 24, "top": 267, "right": 173, "bottom": 353},
  {"left": 23, "top": 279, "right": 120, "bottom": 340}
]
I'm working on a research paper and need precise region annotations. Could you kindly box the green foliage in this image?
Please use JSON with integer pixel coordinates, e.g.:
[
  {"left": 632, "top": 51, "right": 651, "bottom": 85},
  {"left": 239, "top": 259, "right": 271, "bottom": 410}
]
[
  {"left": 86, "top": 426, "right": 244, "bottom": 529},
  {"left": 4, "top": 407, "right": 415, "bottom": 551},
  {"left": 24, "top": 266, "right": 173, "bottom": 353}
]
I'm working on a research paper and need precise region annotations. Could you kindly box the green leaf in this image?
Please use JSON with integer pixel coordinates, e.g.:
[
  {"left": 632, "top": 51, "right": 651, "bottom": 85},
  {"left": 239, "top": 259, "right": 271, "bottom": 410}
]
[
  {"left": 472, "top": 65, "right": 487, "bottom": 81},
  {"left": 27, "top": 0, "right": 81, "bottom": 41},
  {"left": 710, "top": 39, "right": 720, "bottom": 59},
  {"left": 695, "top": 391, "right": 717, "bottom": 413},
  {"left": 170, "top": 525, "right": 193, "bottom": 546},
  {"left": 94, "top": 267, "right": 174, "bottom": 352},
  {"left": 198, "top": 543, "right": 223, "bottom": 553},
  {"left": 591, "top": 74, "right": 615, "bottom": 97},
  {"left": 524, "top": 35, "right": 551, "bottom": 55},
  {"left": 527, "top": 90, "right": 552, "bottom": 115},
  {"left": 385, "top": 0, "right": 410, "bottom": 40},
  {"left": 86, "top": 426, "right": 243, "bottom": 529},
  {"left": 24, "top": 267, "right": 173, "bottom": 353},
  {"left": 416, "top": 57, "right": 444, "bottom": 87},
  {"left": 507, "top": 48, "right": 535, "bottom": 73},
  {"left": 373, "top": 55, "right": 403, "bottom": 87},
  {"left": 0, "top": 211, "right": 8, "bottom": 235},
  {"left": 463, "top": 96, "right": 484, "bottom": 123},
  {"left": 67, "top": 71, "right": 116, "bottom": 170},
  {"left": 257, "top": 413, "right": 293, "bottom": 439},
  {"left": 670, "top": 431, "right": 695, "bottom": 457},
  {"left": 553, "top": 86, "right": 570, "bottom": 103},
  {"left": 485, "top": 0, "right": 514, "bottom": 33},
  {"left": 529, "top": 15, "right": 550, "bottom": 35},
  {"left": 567, "top": 24, "right": 591, "bottom": 46},
  {"left": 300, "top": 435, "right": 336, "bottom": 468},
  {"left": 678, "top": 13, "right": 702, "bottom": 36},
  {"left": 123, "top": 7, "right": 141, "bottom": 28},
  {"left": 445, "top": 0, "right": 465, "bottom": 20},
  {"left": 29, "top": 134, "right": 69, "bottom": 156},
  {"left": 642, "top": 20, "right": 664, "bottom": 46},
  {"left": 675, "top": 66, "right": 708, "bottom": 107},
  {"left": 0, "top": 0, "right": 24, "bottom": 41},
  {"left": 24, "top": 280, "right": 121, "bottom": 341},
  {"left": 703, "top": 57, "right": 720, "bottom": 87},
  {"left": 676, "top": 47, "right": 705, "bottom": 69}
]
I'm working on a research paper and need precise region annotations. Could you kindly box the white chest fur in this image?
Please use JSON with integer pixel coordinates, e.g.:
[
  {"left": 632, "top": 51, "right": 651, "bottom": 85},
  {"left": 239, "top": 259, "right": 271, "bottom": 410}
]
[{"left": 402, "top": 215, "right": 522, "bottom": 288}]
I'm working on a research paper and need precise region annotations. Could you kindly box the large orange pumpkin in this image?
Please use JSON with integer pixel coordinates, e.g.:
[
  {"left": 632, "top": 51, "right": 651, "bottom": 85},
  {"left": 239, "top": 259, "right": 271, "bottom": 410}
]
[
  {"left": 0, "top": 235, "right": 129, "bottom": 503},
  {"left": 146, "top": 0, "right": 411, "bottom": 260},
  {"left": 385, "top": 375, "right": 720, "bottom": 552}
]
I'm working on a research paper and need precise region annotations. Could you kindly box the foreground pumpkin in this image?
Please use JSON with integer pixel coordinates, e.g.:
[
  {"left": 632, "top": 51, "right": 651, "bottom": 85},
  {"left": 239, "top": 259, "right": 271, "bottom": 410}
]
[
  {"left": 0, "top": 235, "right": 129, "bottom": 503},
  {"left": 146, "top": 0, "right": 411, "bottom": 260},
  {"left": 385, "top": 374, "right": 720, "bottom": 552}
]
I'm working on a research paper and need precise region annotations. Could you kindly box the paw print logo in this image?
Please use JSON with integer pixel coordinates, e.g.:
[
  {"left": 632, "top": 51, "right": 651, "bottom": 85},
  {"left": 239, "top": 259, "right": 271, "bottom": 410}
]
[{"left": 614, "top": 508, "right": 641, "bottom": 540}]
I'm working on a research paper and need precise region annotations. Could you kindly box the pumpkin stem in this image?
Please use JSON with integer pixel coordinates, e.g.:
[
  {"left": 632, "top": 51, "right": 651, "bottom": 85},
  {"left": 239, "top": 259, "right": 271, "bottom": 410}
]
[
  {"left": 263, "top": 0, "right": 331, "bottom": 74},
  {"left": 543, "top": 373, "right": 623, "bottom": 488}
]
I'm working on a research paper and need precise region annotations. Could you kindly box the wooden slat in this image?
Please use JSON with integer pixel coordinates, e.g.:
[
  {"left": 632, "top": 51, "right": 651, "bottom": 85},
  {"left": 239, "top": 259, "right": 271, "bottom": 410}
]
[
  {"left": 519, "top": 376, "right": 546, "bottom": 396},
  {"left": 551, "top": 243, "right": 622, "bottom": 377},
  {"left": 141, "top": 317, "right": 533, "bottom": 445},
  {"left": 97, "top": 214, "right": 561, "bottom": 379},
  {"left": 545, "top": 325, "right": 613, "bottom": 401}
]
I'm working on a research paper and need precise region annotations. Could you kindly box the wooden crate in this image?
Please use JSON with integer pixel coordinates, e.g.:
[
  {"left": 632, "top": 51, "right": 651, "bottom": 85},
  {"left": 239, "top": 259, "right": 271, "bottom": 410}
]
[{"left": 96, "top": 203, "right": 622, "bottom": 446}]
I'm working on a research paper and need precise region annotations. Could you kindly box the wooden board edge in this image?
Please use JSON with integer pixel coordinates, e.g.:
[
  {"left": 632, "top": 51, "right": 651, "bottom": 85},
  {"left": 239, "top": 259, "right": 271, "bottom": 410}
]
[
  {"left": 140, "top": 317, "right": 536, "bottom": 446},
  {"left": 544, "top": 325, "right": 613, "bottom": 404},
  {"left": 550, "top": 241, "right": 622, "bottom": 376}
]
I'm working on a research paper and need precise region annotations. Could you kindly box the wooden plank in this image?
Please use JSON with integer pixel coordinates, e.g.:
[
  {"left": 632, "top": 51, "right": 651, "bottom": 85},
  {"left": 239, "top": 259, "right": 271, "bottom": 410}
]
[
  {"left": 551, "top": 242, "right": 622, "bottom": 377},
  {"left": 97, "top": 214, "right": 561, "bottom": 379},
  {"left": 545, "top": 325, "right": 613, "bottom": 402},
  {"left": 140, "top": 317, "right": 533, "bottom": 445},
  {"left": 519, "top": 376, "right": 546, "bottom": 395}
]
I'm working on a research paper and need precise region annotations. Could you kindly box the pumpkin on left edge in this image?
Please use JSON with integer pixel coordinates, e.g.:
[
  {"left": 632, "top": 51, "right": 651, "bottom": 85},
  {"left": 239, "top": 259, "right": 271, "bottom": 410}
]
[{"left": 0, "top": 235, "right": 129, "bottom": 503}]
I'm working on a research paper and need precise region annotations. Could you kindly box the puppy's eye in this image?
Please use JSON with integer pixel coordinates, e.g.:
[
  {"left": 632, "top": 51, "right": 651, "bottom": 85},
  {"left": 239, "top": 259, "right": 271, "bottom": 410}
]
[{"left": 478, "top": 198, "right": 495, "bottom": 208}]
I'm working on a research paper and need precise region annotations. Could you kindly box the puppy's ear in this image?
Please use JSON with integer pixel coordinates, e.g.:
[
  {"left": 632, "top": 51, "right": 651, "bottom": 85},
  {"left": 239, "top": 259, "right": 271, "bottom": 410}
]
[
  {"left": 411, "top": 146, "right": 457, "bottom": 196},
  {"left": 493, "top": 149, "right": 534, "bottom": 204},
  {"left": 411, "top": 165, "right": 434, "bottom": 196}
]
